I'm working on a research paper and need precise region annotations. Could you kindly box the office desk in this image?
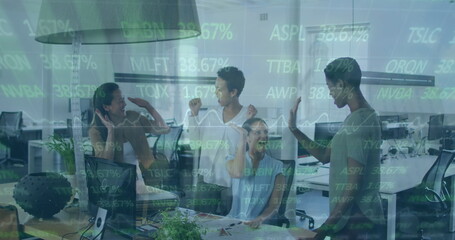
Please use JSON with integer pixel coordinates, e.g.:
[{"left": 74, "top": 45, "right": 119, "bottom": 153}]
[
  {"left": 11, "top": 125, "right": 68, "bottom": 166},
  {"left": 295, "top": 155, "right": 455, "bottom": 240},
  {"left": 200, "top": 214, "right": 315, "bottom": 239},
  {"left": 28, "top": 140, "right": 45, "bottom": 173},
  {"left": 0, "top": 182, "right": 314, "bottom": 240},
  {"left": 21, "top": 125, "right": 68, "bottom": 142},
  {"left": 28, "top": 138, "right": 91, "bottom": 173},
  {"left": 0, "top": 182, "right": 90, "bottom": 240}
]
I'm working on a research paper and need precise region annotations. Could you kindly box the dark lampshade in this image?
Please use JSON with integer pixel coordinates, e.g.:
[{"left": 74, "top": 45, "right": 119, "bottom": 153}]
[{"left": 35, "top": 0, "right": 201, "bottom": 44}]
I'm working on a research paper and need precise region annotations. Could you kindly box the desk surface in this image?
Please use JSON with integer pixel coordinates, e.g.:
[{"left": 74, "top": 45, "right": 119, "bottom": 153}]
[
  {"left": 0, "top": 182, "right": 315, "bottom": 240},
  {"left": 22, "top": 125, "right": 67, "bottom": 131},
  {"left": 295, "top": 154, "right": 448, "bottom": 194},
  {"left": 294, "top": 154, "right": 455, "bottom": 240},
  {"left": 0, "top": 183, "right": 89, "bottom": 240}
]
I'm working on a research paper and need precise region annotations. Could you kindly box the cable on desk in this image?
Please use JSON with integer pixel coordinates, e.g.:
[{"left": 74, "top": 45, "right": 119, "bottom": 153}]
[
  {"left": 60, "top": 217, "right": 95, "bottom": 240},
  {"left": 80, "top": 227, "right": 103, "bottom": 240},
  {"left": 79, "top": 221, "right": 95, "bottom": 240}
]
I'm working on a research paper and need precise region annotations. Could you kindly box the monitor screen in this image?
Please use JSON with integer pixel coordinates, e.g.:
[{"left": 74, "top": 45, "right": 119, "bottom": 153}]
[
  {"left": 379, "top": 115, "right": 399, "bottom": 123},
  {"left": 428, "top": 114, "right": 445, "bottom": 141},
  {"left": 68, "top": 98, "right": 93, "bottom": 137},
  {"left": 297, "top": 141, "right": 310, "bottom": 158},
  {"left": 85, "top": 155, "right": 136, "bottom": 229},
  {"left": 68, "top": 98, "right": 93, "bottom": 124},
  {"left": 314, "top": 122, "right": 343, "bottom": 147},
  {"left": 379, "top": 115, "right": 407, "bottom": 140}
]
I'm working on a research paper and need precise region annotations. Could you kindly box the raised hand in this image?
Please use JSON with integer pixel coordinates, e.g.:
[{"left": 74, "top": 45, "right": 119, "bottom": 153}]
[
  {"left": 95, "top": 109, "right": 114, "bottom": 131},
  {"left": 289, "top": 97, "right": 301, "bottom": 131},
  {"left": 229, "top": 123, "right": 247, "bottom": 142},
  {"left": 128, "top": 97, "right": 151, "bottom": 109},
  {"left": 247, "top": 104, "right": 257, "bottom": 119},
  {"left": 188, "top": 98, "right": 202, "bottom": 116}
]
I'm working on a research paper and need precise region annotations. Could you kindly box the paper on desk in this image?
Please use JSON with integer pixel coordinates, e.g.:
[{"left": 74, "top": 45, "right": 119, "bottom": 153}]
[{"left": 201, "top": 217, "right": 295, "bottom": 240}]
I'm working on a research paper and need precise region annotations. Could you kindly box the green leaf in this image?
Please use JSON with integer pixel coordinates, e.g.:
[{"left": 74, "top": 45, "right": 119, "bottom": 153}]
[{"left": 154, "top": 211, "right": 206, "bottom": 240}]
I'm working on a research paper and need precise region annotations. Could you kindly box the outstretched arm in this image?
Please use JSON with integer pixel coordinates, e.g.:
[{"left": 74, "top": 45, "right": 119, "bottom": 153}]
[
  {"left": 90, "top": 110, "right": 116, "bottom": 160},
  {"left": 226, "top": 124, "right": 247, "bottom": 178},
  {"left": 244, "top": 174, "right": 285, "bottom": 229},
  {"left": 187, "top": 98, "right": 203, "bottom": 150},
  {"left": 128, "top": 97, "right": 170, "bottom": 134},
  {"left": 246, "top": 104, "right": 257, "bottom": 119},
  {"left": 289, "top": 97, "right": 331, "bottom": 164}
]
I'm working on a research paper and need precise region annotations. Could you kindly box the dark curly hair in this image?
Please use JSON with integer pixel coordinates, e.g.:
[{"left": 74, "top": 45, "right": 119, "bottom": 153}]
[{"left": 324, "top": 57, "right": 362, "bottom": 88}]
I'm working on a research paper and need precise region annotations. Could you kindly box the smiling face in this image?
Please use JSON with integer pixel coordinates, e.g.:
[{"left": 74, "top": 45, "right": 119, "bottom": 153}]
[
  {"left": 326, "top": 78, "right": 348, "bottom": 109},
  {"left": 103, "top": 89, "right": 126, "bottom": 118},
  {"left": 215, "top": 77, "right": 236, "bottom": 107},
  {"left": 247, "top": 121, "right": 269, "bottom": 153}
]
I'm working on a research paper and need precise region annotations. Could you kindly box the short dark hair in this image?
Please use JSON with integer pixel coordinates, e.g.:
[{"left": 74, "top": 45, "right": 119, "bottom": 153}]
[
  {"left": 324, "top": 57, "right": 362, "bottom": 88},
  {"left": 242, "top": 117, "right": 268, "bottom": 134},
  {"left": 217, "top": 66, "right": 245, "bottom": 96}
]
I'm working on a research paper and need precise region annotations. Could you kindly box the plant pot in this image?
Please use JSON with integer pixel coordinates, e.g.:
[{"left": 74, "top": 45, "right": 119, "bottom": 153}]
[
  {"left": 13, "top": 172, "right": 72, "bottom": 218},
  {"left": 63, "top": 174, "right": 79, "bottom": 201},
  {"left": 61, "top": 154, "right": 76, "bottom": 175}
]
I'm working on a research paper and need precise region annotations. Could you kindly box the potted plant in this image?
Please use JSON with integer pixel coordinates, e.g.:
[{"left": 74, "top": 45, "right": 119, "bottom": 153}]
[
  {"left": 44, "top": 134, "right": 76, "bottom": 175},
  {"left": 155, "top": 211, "right": 207, "bottom": 240}
]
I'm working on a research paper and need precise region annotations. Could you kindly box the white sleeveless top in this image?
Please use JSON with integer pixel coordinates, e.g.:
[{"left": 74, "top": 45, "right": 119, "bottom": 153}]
[{"left": 123, "top": 142, "right": 147, "bottom": 193}]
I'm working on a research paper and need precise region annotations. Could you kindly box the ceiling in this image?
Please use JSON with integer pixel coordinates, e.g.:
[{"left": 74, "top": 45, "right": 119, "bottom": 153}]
[{"left": 195, "top": 0, "right": 286, "bottom": 10}]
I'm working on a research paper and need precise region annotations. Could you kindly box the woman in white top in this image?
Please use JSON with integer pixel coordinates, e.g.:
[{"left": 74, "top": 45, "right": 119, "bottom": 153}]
[
  {"left": 89, "top": 82, "right": 170, "bottom": 193},
  {"left": 227, "top": 118, "right": 285, "bottom": 229}
]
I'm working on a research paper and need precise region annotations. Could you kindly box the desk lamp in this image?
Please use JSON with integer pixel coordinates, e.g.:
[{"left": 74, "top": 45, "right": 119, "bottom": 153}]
[{"left": 34, "top": 0, "right": 201, "bottom": 209}]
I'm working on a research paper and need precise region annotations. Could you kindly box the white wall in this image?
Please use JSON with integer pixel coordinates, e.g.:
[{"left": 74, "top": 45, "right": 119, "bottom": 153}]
[{"left": 0, "top": 0, "right": 454, "bottom": 136}]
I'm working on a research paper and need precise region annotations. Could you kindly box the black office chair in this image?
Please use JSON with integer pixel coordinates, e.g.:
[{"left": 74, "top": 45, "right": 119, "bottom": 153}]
[
  {"left": 296, "top": 206, "right": 315, "bottom": 229},
  {"left": 272, "top": 159, "right": 295, "bottom": 228},
  {"left": 266, "top": 149, "right": 315, "bottom": 229},
  {"left": 153, "top": 125, "right": 184, "bottom": 164},
  {"left": 0, "top": 112, "right": 25, "bottom": 168},
  {"left": 145, "top": 125, "right": 184, "bottom": 194},
  {"left": 397, "top": 149, "right": 455, "bottom": 240}
]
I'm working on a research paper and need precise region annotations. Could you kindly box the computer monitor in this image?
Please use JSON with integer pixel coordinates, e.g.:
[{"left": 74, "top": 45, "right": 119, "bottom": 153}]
[
  {"left": 428, "top": 114, "right": 445, "bottom": 141},
  {"left": 85, "top": 156, "right": 137, "bottom": 232},
  {"left": 379, "top": 115, "right": 399, "bottom": 124},
  {"left": 297, "top": 141, "right": 310, "bottom": 158},
  {"left": 68, "top": 98, "right": 93, "bottom": 123},
  {"left": 68, "top": 98, "right": 93, "bottom": 137},
  {"left": 85, "top": 155, "right": 179, "bottom": 235},
  {"left": 314, "top": 122, "right": 343, "bottom": 147},
  {"left": 379, "top": 115, "right": 407, "bottom": 140}
]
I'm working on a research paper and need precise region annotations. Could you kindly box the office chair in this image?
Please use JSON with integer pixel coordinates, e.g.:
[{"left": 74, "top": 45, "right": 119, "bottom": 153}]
[
  {"left": 146, "top": 125, "right": 184, "bottom": 194},
  {"left": 296, "top": 207, "right": 315, "bottom": 229},
  {"left": 272, "top": 159, "right": 295, "bottom": 228},
  {"left": 153, "top": 125, "right": 184, "bottom": 163},
  {"left": 0, "top": 112, "right": 25, "bottom": 168},
  {"left": 397, "top": 149, "right": 455, "bottom": 240},
  {"left": 265, "top": 149, "right": 315, "bottom": 229}
]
